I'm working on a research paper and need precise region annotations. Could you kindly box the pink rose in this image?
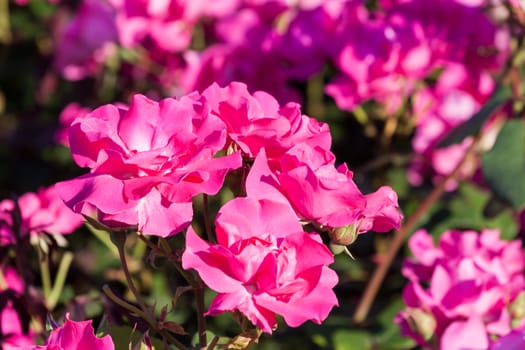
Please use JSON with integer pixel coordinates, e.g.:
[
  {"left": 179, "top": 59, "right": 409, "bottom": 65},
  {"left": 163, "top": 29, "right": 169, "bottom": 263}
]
[
  {"left": 0, "top": 186, "right": 83, "bottom": 245},
  {"left": 14, "top": 314, "right": 114, "bottom": 350},
  {"left": 182, "top": 197, "right": 338, "bottom": 333},
  {"left": 55, "top": 93, "right": 241, "bottom": 237},
  {"left": 246, "top": 146, "right": 402, "bottom": 235},
  {"left": 200, "top": 82, "right": 330, "bottom": 159}
]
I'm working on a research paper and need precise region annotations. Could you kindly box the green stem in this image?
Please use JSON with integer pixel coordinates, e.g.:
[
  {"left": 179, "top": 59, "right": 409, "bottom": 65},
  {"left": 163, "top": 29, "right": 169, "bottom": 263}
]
[
  {"left": 86, "top": 223, "right": 120, "bottom": 258},
  {"left": 352, "top": 136, "right": 480, "bottom": 324},
  {"left": 114, "top": 234, "right": 151, "bottom": 318},
  {"left": 103, "top": 285, "right": 153, "bottom": 322},
  {"left": 39, "top": 251, "right": 52, "bottom": 300},
  {"left": 132, "top": 236, "right": 147, "bottom": 260},
  {"left": 47, "top": 251, "right": 74, "bottom": 310}
]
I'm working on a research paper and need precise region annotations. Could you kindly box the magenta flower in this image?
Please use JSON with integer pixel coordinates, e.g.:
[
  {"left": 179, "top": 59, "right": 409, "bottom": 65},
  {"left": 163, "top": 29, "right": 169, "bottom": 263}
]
[
  {"left": 110, "top": 0, "right": 195, "bottom": 52},
  {"left": 0, "top": 186, "right": 83, "bottom": 245},
  {"left": 54, "top": 0, "right": 118, "bottom": 80},
  {"left": 408, "top": 63, "right": 496, "bottom": 188},
  {"left": 14, "top": 314, "right": 114, "bottom": 350},
  {"left": 182, "top": 197, "right": 338, "bottom": 333},
  {"left": 200, "top": 82, "right": 330, "bottom": 159},
  {"left": 55, "top": 93, "right": 241, "bottom": 237},
  {"left": 246, "top": 146, "right": 402, "bottom": 236},
  {"left": 179, "top": 7, "right": 315, "bottom": 104},
  {"left": 396, "top": 229, "right": 525, "bottom": 349},
  {"left": 327, "top": 0, "right": 507, "bottom": 113}
]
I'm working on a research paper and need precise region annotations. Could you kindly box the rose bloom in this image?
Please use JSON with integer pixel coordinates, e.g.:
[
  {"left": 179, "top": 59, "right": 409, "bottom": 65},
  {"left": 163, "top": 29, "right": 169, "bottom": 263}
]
[
  {"left": 13, "top": 314, "right": 114, "bottom": 350},
  {"left": 56, "top": 93, "right": 241, "bottom": 237},
  {"left": 200, "top": 82, "right": 330, "bottom": 160},
  {"left": 246, "top": 145, "right": 402, "bottom": 238},
  {"left": 0, "top": 186, "right": 83, "bottom": 246},
  {"left": 396, "top": 229, "right": 525, "bottom": 350},
  {"left": 182, "top": 197, "right": 338, "bottom": 333}
]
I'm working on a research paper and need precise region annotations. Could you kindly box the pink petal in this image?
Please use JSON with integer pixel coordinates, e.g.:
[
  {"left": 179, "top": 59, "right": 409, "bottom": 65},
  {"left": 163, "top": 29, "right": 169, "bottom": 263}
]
[
  {"left": 182, "top": 227, "right": 244, "bottom": 293},
  {"left": 440, "top": 317, "right": 488, "bottom": 350}
]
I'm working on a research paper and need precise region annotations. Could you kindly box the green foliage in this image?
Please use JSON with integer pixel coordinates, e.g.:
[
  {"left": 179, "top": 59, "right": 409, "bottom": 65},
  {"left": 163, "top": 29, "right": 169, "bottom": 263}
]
[
  {"left": 430, "top": 183, "right": 518, "bottom": 240},
  {"left": 482, "top": 119, "right": 525, "bottom": 211},
  {"left": 332, "top": 329, "right": 371, "bottom": 350}
]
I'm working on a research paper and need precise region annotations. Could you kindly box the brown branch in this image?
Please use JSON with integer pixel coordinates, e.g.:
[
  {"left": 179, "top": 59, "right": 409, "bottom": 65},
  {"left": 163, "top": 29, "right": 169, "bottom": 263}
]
[{"left": 352, "top": 136, "right": 480, "bottom": 324}]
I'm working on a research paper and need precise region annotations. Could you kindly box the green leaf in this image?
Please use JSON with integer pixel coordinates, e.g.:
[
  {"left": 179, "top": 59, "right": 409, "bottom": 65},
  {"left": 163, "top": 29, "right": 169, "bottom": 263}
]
[
  {"left": 332, "top": 329, "right": 371, "bottom": 350},
  {"left": 437, "top": 85, "right": 511, "bottom": 148},
  {"left": 430, "top": 183, "right": 518, "bottom": 240},
  {"left": 481, "top": 119, "right": 525, "bottom": 211}
]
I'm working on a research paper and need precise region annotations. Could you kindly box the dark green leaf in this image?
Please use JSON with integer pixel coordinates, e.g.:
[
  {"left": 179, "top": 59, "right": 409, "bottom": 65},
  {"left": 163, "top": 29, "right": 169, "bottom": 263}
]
[
  {"left": 430, "top": 183, "right": 518, "bottom": 240},
  {"left": 481, "top": 119, "right": 525, "bottom": 210}
]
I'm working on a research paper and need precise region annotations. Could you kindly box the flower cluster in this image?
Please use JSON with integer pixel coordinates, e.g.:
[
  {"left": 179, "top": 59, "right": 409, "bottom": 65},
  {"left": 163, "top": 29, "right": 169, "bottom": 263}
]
[
  {"left": 0, "top": 186, "right": 83, "bottom": 246},
  {"left": 6, "top": 0, "right": 525, "bottom": 347},
  {"left": 396, "top": 229, "right": 525, "bottom": 349},
  {"left": 5, "top": 0, "right": 525, "bottom": 348},
  {"left": 47, "top": 0, "right": 514, "bottom": 188},
  {"left": 56, "top": 81, "right": 401, "bottom": 240},
  {"left": 55, "top": 81, "right": 402, "bottom": 331}
]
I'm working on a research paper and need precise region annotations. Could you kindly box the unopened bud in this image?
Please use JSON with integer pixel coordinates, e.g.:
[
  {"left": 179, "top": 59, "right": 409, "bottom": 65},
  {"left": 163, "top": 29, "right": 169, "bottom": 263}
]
[
  {"left": 329, "top": 242, "right": 346, "bottom": 255},
  {"left": 405, "top": 308, "right": 436, "bottom": 341},
  {"left": 329, "top": 223, "right": 359, "bottom": 246}
]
